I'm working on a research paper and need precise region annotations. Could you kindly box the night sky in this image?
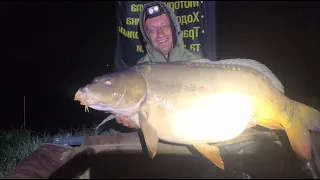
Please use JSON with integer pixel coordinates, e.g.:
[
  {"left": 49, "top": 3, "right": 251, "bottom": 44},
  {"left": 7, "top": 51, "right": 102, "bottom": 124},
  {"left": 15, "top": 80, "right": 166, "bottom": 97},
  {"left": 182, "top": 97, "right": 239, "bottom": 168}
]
[{"left": 3, "top": 2, "right": 320, "bottom": 134}]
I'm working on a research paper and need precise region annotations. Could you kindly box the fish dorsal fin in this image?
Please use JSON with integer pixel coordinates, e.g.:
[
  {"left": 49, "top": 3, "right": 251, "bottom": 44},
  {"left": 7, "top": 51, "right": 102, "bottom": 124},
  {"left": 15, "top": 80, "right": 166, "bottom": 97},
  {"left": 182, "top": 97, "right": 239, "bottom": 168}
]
[
  {"left": 189, "top": 59, "right": 213, "bottom": 63},
  {"left": 212, "top": 58, "right": 285, "bottom": 93}
]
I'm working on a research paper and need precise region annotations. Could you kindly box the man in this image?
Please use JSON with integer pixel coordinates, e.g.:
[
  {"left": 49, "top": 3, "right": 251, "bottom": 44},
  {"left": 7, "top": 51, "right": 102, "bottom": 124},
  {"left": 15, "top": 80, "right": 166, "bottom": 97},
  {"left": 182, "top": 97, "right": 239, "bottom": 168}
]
[{"left": 115, "top": 1, "right": 203, "bottom": 128}]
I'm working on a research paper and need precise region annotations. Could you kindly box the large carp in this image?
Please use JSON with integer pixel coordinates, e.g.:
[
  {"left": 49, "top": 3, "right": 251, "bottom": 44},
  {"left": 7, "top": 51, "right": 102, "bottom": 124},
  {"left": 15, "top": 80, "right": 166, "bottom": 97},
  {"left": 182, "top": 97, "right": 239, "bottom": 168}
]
[{"left": 74, "top": 58, "right": 320, "bottom": 170}]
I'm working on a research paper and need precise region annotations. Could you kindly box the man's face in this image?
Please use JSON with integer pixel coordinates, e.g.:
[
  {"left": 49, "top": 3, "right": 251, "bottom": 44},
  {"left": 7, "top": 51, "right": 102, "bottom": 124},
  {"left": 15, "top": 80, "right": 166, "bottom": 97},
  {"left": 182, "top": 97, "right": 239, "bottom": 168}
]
[{"left": 145, "top": 14, "right": 173, "bottom": 56}]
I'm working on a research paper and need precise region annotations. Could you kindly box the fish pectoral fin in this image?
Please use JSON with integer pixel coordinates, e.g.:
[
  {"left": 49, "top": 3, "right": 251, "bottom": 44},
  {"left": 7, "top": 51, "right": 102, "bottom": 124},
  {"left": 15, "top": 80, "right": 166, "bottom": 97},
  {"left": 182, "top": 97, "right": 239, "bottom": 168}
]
[
  {"left": 95, "top": 114, "right": 115, "bottom": 130},
  {"left": 139, "top": 104, "right": 158, "bottom": 159},
  {"left": 193, "top": 143, "right": 225, "bottom": 170}
]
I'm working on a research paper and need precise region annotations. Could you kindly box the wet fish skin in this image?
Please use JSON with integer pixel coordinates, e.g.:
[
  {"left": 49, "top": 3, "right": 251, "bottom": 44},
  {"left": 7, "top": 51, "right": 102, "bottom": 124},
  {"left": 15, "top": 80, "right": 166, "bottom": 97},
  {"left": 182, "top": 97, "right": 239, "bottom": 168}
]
[{"left": 74, "top": 58, "right": 320, "bottom": 170}]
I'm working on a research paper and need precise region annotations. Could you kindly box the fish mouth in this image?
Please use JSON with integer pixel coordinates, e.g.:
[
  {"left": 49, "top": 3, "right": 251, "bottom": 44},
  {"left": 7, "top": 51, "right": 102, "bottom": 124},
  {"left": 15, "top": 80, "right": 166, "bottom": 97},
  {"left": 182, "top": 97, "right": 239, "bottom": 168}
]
[
  {"left": 74, "top": 86, "right": 127, "bottom": 113},
  {"left": 74, "top": 87, "right": 99, "bottom": 112}
]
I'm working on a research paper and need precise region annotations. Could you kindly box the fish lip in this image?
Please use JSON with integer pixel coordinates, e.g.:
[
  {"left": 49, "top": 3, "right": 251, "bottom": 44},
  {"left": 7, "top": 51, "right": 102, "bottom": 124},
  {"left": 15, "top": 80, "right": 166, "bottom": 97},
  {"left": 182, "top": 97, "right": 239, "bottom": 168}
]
[{"left": 74, "top": 87, "right": 96, "bottom": 106}]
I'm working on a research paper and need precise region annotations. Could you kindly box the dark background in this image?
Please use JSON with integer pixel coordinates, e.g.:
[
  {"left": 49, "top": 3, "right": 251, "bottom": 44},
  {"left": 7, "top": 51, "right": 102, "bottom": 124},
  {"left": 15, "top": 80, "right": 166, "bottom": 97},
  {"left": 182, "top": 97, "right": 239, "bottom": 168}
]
[{"left": 2, "top": 1, "right": 320, "bottom": 134}]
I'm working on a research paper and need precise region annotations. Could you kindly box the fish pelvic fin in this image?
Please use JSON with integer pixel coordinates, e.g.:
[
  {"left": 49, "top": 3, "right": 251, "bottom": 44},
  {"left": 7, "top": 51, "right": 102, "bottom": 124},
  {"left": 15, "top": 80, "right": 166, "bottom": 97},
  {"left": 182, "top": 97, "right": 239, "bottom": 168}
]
[
  {"left": 139, "top": 103, "right": 159, "bottom": 159},
  {"left": 285, "top": 101, "right": 320, "bottom": 161},
  {"left": 193, "top": 143, "right": 225, "bottom": 170}
]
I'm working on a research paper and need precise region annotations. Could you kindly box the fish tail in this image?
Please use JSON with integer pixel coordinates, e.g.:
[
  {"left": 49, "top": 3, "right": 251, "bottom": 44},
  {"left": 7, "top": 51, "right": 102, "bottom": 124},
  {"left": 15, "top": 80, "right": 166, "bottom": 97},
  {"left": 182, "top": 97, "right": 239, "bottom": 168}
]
[
  {"left": 285, "top": 101, "right": 320, "bottom": 161},
  {"left": 297, "top": 102, "right": 320, "bottom": 132}
]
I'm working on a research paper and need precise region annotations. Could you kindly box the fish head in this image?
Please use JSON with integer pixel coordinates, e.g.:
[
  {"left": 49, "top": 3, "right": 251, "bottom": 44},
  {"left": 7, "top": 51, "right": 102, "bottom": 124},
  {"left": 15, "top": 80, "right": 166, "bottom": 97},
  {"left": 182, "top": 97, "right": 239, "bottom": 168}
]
[{"left": 74, "top": 70, "right": 147, "bottom": 113}]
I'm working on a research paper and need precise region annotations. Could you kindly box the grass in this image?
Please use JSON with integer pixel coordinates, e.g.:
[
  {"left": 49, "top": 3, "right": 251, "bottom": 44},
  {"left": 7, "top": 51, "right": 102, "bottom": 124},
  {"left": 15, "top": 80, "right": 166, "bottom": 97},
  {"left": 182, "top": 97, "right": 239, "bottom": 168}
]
[{"left": 0, "top": 124, "right": 120, "bottom": 179}]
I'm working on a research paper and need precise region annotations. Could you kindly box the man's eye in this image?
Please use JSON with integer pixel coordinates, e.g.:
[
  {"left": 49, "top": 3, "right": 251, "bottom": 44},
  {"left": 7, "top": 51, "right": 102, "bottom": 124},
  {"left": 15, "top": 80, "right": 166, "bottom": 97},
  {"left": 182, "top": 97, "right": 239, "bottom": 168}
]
[{"left": 149, "top": 29, "right": 156, "bottom": 33}]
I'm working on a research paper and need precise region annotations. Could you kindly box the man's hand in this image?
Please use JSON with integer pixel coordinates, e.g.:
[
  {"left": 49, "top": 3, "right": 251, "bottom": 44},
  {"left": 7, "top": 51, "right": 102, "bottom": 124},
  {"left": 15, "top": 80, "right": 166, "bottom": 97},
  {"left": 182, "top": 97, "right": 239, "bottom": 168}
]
[{"left": 115, "top": 115, "right": 138, "bottom": 129}]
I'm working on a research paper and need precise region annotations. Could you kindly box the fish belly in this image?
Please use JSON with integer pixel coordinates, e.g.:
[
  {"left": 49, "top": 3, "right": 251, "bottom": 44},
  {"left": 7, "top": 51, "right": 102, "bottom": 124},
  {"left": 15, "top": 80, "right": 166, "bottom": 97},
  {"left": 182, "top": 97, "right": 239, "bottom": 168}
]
[{"left": 147, "top": 92, "right": 253, "bottom": 145}]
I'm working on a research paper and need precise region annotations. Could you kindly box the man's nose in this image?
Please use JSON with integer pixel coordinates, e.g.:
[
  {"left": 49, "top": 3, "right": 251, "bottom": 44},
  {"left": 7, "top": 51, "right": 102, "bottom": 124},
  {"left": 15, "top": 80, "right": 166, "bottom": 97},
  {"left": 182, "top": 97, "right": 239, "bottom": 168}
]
[{"left": 157, "top": 27, "right": 164, "bottom": 37}]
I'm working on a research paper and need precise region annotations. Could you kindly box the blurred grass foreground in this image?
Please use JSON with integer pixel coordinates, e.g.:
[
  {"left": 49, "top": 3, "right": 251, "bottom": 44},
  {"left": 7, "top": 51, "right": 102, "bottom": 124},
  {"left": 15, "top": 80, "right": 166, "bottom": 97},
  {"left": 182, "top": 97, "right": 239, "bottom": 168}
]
[{"left": 0, "top": 124, "right": 120, "bottom": 179}]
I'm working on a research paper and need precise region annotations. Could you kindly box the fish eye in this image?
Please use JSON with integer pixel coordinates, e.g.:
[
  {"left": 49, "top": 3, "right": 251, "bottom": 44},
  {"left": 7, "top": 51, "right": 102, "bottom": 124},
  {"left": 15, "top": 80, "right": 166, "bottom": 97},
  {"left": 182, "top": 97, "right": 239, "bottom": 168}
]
[{"left": 104, "top": 78, "right": 112, "bottom": 86}]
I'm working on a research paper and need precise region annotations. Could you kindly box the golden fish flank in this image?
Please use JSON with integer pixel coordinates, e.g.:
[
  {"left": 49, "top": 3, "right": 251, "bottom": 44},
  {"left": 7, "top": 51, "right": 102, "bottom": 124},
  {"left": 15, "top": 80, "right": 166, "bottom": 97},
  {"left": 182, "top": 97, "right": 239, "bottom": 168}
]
[{"left": 74, "top": 58, "right": 320, "bottom": 171}]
